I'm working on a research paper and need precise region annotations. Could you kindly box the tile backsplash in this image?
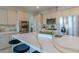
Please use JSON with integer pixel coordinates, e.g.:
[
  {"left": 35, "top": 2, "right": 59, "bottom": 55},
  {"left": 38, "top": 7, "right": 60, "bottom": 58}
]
[{"left": 0, "top": 25, "right": 16, "bottom": 32}]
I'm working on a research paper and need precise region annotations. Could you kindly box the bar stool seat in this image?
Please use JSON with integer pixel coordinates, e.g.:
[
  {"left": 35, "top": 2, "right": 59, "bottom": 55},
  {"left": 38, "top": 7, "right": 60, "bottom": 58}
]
[
  {"left": 32, "top": 51, "right": 40, "bottom": 53},
  {"left": 9, "top": 39, "right": 21, "bottom": 44},
  {"left": 13, "top": 44, "right": 30, "bottom": 53}
]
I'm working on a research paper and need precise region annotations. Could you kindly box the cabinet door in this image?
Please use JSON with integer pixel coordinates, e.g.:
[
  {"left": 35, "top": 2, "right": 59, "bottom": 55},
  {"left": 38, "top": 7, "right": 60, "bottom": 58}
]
[
  {"left": 18, "top": 11, "right": 27, "bottom": 21},
  {"left": 8, "top": 10, "right": 17, "bottom": 25},
  {"left": 0, "top": 35, "right": 10, "bottom": 49},
  {"left": 0, "top": 9, "right": 7, "bottom": 25}
]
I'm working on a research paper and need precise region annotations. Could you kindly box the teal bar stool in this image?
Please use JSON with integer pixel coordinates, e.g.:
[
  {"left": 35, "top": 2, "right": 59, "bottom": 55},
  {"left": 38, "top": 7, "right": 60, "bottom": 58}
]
[
  {"left": 9, "top": 39, "right": 21, "bottom": 45},
  {"left": 32, "top": 51, "right": 40, "bottom": 53},
  {"left": 13, "top": 44, "right": 30, "bottom": 53}
]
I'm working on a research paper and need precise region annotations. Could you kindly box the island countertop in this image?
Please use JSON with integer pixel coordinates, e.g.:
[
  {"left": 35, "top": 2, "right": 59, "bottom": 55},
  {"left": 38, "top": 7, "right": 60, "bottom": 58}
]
[
  {"left": 12, "top": 32, "right": 79, "bottom": 53},
  {"left": 53, "top": 35, "right": 79, "bottom": 52},
  {"left": 12, "top": 32, "right": 59, "bottom": 53}
]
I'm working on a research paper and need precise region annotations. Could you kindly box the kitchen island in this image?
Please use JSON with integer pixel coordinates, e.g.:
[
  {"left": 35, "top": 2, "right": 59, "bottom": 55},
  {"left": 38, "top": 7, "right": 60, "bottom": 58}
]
[
  {"left": 12, "top": 32, "right": 79, "bottom": 53},
  {"left": 12, "top": 32, "right": 59, "bottom": 53}
]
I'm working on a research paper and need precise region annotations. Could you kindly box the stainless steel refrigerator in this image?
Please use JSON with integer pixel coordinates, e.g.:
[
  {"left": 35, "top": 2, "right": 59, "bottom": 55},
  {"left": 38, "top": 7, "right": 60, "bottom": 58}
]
[{"left": 58, "top": 15, "right": 79, "bottom": 36}]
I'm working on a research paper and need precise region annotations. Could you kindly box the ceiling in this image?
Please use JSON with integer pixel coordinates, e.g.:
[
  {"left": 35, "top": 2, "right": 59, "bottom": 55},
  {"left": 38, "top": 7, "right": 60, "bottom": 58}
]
[
  {"left": 17, "top": 6, "right": 56, "bottom": 13},
  {"left": 0, "top": 6, "right": 76, "bottom": 13},
  {"left": 16, "top": 6, "right": 75, "bottom": 12},
  {"left": 23, "top": 6, "right": 75, "bottom": 13}
]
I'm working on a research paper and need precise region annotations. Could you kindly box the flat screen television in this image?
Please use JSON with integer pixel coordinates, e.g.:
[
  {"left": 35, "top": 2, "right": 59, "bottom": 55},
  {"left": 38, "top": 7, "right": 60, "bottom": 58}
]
[{"left": 47, "top": 18, "right": 56, "bottom": 24}]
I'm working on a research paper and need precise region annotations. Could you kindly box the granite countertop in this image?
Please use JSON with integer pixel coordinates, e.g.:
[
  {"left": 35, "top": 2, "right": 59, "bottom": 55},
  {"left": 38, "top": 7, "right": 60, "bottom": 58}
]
[
  {"left": 12, "top": 32, "right": 79, "bottom": 52},
  {"left": 12, "top": 32, "right": 60, "bottom": 52},
  {"left": 53, "top": 35, "right": 79, "bottom": 52}
]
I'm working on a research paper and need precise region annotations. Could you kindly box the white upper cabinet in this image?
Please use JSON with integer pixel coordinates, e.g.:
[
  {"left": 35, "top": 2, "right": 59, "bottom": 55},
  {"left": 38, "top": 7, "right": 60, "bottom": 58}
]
[
  {"left": 18, "top": 11, "right": 27, "bottom": 21},
  {"left": 0, "top": 9, "right": 7, "bottom": 25},
  {"left": 0, "top": 9, "right": 27, "bottom": 26},
  {"left": 8, "top": 10, "right": 17, "bottom": 25}
]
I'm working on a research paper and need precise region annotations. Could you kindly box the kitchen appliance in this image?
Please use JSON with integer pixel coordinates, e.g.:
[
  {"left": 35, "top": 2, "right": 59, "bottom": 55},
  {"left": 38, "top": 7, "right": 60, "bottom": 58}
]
[{"left": 58, "top": 15, "right": 79, "bottom": 36}]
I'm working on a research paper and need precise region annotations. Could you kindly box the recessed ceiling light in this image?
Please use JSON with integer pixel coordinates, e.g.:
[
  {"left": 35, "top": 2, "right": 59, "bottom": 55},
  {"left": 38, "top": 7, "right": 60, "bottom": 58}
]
[{"left": 36, "top": 6, "right": 39, "bottom": 9}]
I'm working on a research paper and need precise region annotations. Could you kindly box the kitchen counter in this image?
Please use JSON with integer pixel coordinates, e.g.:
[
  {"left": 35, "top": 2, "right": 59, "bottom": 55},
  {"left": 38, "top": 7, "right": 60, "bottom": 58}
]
[
  {"left": 12, "top": 32, "right": 79, "bottom": 53},
  {"left": 53, "top": 35, "right": 79, "bottom": 52},
  {"left": 12, "top": 32, "right": 59, "bottom": 53},
  {"left": 0, "top": 31, "right": 19, "bottom": 35}
]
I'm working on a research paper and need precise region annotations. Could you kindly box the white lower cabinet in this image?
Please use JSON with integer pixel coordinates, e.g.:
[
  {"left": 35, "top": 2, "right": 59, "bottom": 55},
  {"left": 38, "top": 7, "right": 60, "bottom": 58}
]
[
  {"left": 0, "top": 32, "right": 18, "bottom": 50},
  {"left": 0, "top": 35, "right": 10, "bottom": 49},
  {"left": 0, "top": 38, "right": 10, "bottom": 49}
]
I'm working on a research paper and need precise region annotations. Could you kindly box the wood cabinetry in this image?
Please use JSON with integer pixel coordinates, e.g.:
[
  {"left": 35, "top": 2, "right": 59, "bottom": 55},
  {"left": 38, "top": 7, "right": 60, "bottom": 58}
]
[{"left": 20, "top": 21, "right": 29, "bottom": 33}]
